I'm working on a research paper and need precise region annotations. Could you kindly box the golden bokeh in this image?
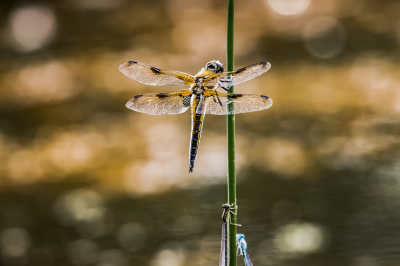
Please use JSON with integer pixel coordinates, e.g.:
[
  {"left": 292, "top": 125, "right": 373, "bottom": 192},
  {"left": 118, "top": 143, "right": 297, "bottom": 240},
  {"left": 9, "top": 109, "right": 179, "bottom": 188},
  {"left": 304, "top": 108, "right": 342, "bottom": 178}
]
[{"left": 1, "top": 0, "right": 400, "bottom": 265}]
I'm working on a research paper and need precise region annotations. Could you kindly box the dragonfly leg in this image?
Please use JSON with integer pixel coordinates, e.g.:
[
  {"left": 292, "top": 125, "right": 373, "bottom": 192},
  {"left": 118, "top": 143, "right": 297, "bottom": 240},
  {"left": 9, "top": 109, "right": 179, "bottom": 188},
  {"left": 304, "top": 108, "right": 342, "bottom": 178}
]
[
  {"left": 213, "top": 94, "right": 224, "bottom": 106},
  {"left": 229, "top": 205, "right": 242, "bottom": 226},
  {"left": 217, "top": 78, "right": 233, "bottom": 91},
  {"left": 222, "top": 204, "right": 241, "bottom": 226},
  {"left": 217, "top": 96, "right": 223, "bottom": 106}
]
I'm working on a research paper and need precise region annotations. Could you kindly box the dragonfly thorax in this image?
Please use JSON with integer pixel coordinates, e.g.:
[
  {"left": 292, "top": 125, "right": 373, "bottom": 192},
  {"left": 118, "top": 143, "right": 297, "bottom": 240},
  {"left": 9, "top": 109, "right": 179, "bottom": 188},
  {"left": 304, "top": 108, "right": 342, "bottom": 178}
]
[
  {"left": 193, "top": 77, "right": 206, "bottom": 95},
  {"left": 192, "top": 85, "right": 204, "bottom": 95}
]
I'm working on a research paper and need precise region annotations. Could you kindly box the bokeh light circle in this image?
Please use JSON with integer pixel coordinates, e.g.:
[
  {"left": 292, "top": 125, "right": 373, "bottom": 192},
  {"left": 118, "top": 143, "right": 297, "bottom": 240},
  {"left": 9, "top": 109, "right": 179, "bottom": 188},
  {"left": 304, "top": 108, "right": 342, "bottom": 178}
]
[
  {"left": 275, "top": 223, "right": 325, "bottom": 253},
  {"left": 302, "top": 16, "right": 346, "bottom": 59},
  {"left": 0, "top": 228, "right": 31, "bottom": 258},
  {"left": 8, "top": 5, "right": 56, "bottom": 52},
  {"left": 266, "top": 0, "right": 310, "bottom": 16}
]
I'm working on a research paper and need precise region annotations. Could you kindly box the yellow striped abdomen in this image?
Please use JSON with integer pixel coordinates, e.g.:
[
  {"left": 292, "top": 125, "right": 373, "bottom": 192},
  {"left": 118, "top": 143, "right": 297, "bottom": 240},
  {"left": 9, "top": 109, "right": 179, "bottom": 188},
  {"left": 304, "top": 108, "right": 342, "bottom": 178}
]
[{"left": 189, "top": 95, "right": 205, "bottom": 173}]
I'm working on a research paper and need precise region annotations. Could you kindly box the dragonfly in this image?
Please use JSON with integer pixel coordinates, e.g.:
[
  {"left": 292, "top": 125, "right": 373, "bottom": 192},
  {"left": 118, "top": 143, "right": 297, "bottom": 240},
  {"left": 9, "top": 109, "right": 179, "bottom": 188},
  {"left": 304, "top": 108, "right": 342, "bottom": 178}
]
[
  {"left": 236, "top": 234, "right": 253, "bottom": 266},
  {"left": 119, "top": 60, "right": 273, "bottom": 173}
]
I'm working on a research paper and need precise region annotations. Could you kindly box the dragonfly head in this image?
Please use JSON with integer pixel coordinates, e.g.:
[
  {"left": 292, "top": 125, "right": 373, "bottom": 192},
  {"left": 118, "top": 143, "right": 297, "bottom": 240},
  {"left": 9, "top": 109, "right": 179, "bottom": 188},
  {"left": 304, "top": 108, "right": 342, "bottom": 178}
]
[
  {"left": 221, "top": 203, "right": 231, "bottom": 209},
  {"left": 206, "top": 60, "right": 224, "bottom": 74},
  {"left": 236, "top": 234, "right": 245, "bottom": 240}
]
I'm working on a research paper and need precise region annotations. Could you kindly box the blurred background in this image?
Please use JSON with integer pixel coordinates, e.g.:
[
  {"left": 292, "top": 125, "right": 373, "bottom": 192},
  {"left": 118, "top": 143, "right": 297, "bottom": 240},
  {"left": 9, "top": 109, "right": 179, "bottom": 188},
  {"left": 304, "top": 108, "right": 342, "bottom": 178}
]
[{"left": 1, "top": 0, "right": 400, "bottom": 265}]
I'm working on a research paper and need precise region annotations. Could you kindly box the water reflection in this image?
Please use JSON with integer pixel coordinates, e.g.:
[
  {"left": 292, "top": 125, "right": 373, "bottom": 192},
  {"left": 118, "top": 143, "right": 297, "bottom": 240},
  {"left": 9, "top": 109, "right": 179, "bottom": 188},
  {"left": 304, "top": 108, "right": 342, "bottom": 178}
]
[
  {"left": 29, "top": 248, "right": 54, "bottom": 266},
  {"left": 97, "top": 249, "right": 129, "bottom": 266},
  {"left": 116, "top": 223, "right": 147, "bottom": 251},
  {"left": 352, "top": 256, "right": 376, "bottom": 266},
  {"left": 54, "top": 189, "right": 106, "bottom": 225},
  {"left": 1, "top": 0, "right": 400, "bottom": 265},
  {"left": 253, "top": 138, "right": 308, "bottom": 177},
  {"left": 14, "top": 61, "right": 76, "bottom": 105},
  {"left": 69, "top": 239, "right": 99, "bottom": 266},
  {"left": 302, "top": 16, "right": 346, "bottom": 58},
  {"left": 0, "top": 228, "right": 31, "bottom": 258},
  {"left": 271, "top": 200, "right": 301, "bottom": 225},
  {"left": 65, "top": 0, "right": 126, "bottom": 10},
  {"left": 172, "top": 216, "right": 202, "bottom": 235}
]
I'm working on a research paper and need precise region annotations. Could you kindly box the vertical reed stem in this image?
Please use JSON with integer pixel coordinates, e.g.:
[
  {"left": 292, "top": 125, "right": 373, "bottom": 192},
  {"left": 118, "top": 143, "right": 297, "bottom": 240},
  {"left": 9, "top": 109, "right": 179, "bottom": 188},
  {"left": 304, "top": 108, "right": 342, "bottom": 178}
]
[{"left": 226, "top": 1, "right": 236, "bottom": 266}]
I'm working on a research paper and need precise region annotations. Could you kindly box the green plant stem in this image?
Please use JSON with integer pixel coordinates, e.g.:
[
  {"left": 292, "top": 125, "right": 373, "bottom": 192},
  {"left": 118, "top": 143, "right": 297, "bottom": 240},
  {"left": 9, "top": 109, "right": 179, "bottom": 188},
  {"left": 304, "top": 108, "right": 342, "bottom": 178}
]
[{"left": 226, "top": 1, "right": 236, "bottom": 266}]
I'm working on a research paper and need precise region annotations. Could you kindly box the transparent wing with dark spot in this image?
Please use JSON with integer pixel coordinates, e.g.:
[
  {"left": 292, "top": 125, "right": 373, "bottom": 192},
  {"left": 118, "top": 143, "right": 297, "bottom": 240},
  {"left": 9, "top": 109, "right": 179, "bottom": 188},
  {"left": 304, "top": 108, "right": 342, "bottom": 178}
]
[
  {"left": 203, "top": 62, "right": 271, "bottom": 87},
  {"left": 204, "top": 93, "right": 273, "bottom": 115},
  {"left": 126, "top": 90, "right": 192, "bottom": 115},
  {"left": 119, "top": 61, "right": 194, "bottom": 86}
]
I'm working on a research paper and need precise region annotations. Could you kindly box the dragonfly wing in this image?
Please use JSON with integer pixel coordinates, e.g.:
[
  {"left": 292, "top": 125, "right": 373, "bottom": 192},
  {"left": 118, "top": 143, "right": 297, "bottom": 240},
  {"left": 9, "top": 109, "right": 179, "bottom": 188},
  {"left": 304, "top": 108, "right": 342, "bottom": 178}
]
[
  {"left": 203, "top": 62, "right": 271, "bottom": 87},
  {"left": 243, "top": 249, "right": 253, "bottom": 266},
  {"left": 204, "top": 92, "right": 273, "bottom": 115},
  {"left": 219, "top": 221, "right": 228, "bottom": 266},
  {"left": 126, "top": 90, "right": 192, "bottom": 115},
  {"left": 119, "top": 61, "right": 194, "bottom": 86}
]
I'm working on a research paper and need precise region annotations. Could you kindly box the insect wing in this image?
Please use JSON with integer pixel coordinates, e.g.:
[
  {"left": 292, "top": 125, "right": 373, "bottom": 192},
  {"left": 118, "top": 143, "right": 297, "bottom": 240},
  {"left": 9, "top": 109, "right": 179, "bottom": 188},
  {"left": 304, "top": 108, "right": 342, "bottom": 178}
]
[
  {"left": 220, "top": 205, "right": 230, "bottom": 266},
  {"left": 219, "top": 221, "right": 228, "bottom": 266},
  {"left": 203, "top": 62, "right": 271, "bottom": 87},
  {"left": 236, "top": 235, "right": 253, "bottom": 266},
  {"left": 126, "top": 90, "right": 192, "bottom": 115},
  {"left": 119, "top": 61, "right": 194, "bottom": 86},
  {"left": 204, "top": 93, "right": 273, "bottom": 115},
  {"left": 243, "top": 248, "right": 253, "bottom": 266}
]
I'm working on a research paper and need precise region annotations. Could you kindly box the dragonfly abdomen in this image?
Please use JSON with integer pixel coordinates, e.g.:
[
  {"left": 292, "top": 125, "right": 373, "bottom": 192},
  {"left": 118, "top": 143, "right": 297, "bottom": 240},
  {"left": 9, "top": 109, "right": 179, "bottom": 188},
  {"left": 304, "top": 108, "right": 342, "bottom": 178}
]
[{"left": 189, "top": 112, "right": 204, "bottom": 173}]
